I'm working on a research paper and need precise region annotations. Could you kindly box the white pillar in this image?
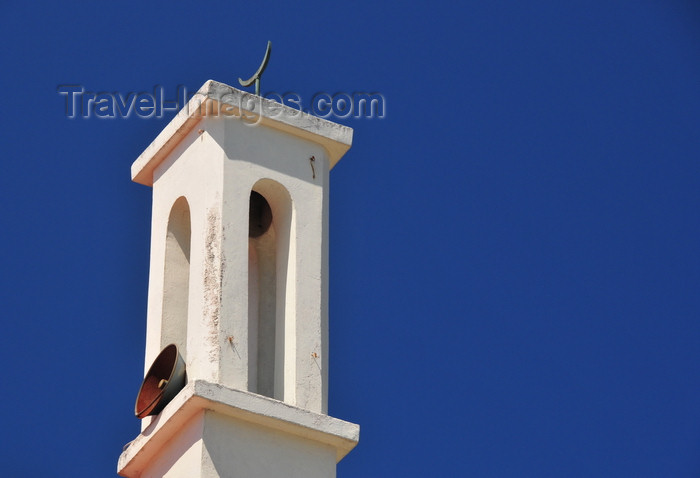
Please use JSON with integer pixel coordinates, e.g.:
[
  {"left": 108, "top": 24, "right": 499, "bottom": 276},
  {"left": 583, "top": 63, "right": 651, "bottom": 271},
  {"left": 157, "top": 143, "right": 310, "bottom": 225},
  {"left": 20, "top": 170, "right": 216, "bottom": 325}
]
[{"left": 119, "top": 81, "right": 358, "bottom": 477}]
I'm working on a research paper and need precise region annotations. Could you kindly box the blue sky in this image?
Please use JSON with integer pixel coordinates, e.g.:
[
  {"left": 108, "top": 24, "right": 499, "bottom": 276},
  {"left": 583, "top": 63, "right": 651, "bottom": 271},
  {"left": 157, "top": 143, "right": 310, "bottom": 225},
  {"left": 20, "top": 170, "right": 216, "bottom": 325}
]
[{"left": 1, "top": 1, "right": 699, "bottom": 476}]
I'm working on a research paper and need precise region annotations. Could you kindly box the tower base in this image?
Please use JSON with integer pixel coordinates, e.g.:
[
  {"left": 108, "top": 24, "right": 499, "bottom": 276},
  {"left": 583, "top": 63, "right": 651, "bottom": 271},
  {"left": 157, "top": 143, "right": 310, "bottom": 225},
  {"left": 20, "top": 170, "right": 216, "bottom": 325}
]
[{"left": 118, "top": 381, "right": 359, "bottom": 478}]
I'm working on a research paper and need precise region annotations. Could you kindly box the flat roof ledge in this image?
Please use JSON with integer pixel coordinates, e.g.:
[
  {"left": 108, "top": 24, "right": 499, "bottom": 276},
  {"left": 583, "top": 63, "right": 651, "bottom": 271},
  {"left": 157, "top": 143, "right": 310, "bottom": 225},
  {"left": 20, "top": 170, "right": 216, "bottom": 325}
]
[
  {"left": 131, "top": 80, "right": 353, "bottom": 186},
  {"left": 117, "top": 380, "right": 360, "bottom": 476}
]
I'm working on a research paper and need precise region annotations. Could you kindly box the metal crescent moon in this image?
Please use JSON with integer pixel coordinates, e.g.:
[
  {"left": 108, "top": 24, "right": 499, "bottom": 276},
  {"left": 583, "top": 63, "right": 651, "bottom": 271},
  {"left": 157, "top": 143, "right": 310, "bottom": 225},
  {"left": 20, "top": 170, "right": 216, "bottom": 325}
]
[{"left": 239, "top": 41, "right": 272, "bottom": 87}]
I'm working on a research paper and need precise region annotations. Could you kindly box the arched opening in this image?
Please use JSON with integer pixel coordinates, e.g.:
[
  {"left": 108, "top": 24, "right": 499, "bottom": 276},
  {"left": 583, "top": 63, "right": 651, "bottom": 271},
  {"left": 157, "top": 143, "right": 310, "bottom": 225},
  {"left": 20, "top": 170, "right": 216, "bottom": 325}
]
[
  {"left": 248, "top": 180, "right": 294, "bottom": 401},
  {"left": 161, "top": 196, "right": 191, "bottom": 361}
]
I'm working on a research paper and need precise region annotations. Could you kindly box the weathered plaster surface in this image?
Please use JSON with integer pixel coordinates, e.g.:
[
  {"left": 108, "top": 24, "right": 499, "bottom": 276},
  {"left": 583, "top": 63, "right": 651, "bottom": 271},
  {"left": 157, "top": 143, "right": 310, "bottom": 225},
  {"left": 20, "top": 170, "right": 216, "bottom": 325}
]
[{"left": 204, "top": 207, "right": 223, "bottom": 364}]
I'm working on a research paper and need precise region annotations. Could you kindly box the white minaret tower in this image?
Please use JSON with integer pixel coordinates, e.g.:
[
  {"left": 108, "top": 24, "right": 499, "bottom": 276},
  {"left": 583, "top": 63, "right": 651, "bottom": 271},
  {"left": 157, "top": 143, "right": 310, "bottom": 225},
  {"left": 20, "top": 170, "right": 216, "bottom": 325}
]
[{"left": 118, "top": 80, "right": 359, "bottom": 478}]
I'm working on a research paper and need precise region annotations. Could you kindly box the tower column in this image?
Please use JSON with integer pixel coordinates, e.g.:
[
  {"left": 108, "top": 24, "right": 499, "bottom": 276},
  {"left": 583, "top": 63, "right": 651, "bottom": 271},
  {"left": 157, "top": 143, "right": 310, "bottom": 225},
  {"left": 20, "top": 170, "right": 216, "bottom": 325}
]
[{"left": 119, "top": 80, "right": 358, "bottom": 477}]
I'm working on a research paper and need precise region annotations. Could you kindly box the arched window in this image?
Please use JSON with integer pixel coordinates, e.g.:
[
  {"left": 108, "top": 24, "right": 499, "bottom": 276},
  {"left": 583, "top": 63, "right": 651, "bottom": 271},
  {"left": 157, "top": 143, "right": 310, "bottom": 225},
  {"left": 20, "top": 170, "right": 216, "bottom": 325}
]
[
  {"left": 161, "top": 196, "right": 191, "bottom": 360},
  {"left": 248, "top": 180, "right": 294, "bottom": 401}
]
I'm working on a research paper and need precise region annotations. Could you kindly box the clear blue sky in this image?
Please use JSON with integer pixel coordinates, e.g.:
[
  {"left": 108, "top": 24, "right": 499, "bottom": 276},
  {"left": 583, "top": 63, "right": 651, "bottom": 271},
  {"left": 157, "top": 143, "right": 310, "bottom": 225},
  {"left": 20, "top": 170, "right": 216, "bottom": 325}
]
[{"left": 1, "top": 1, "right": 699, "bottom": 477}]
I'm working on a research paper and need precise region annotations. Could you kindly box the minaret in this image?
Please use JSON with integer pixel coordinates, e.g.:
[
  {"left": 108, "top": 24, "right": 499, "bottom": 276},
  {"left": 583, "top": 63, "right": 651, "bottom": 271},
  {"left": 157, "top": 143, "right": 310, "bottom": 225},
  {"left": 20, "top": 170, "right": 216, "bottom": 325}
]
[{"left": 118, "top": 80, "right": 359, "bottom": 478}]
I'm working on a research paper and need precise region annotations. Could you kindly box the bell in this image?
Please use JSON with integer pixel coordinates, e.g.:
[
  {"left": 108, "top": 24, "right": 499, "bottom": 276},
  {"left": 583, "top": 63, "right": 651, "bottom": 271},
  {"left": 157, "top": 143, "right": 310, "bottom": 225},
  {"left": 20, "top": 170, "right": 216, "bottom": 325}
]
[{"left": 134, "top": 344, "right": 186, "bottom": 419}]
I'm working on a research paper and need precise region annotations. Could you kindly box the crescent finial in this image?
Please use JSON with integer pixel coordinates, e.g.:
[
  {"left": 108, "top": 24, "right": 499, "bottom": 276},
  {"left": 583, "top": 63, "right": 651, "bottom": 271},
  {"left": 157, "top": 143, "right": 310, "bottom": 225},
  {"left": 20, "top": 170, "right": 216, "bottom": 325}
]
[{"left": 239, "top": 41, "right": 272, "bottom": 96}]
